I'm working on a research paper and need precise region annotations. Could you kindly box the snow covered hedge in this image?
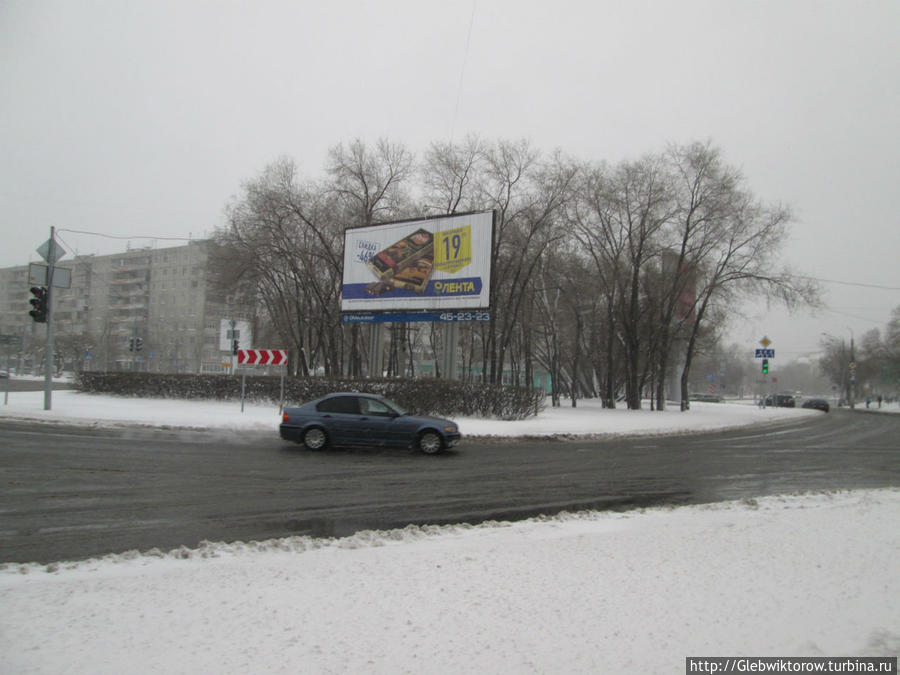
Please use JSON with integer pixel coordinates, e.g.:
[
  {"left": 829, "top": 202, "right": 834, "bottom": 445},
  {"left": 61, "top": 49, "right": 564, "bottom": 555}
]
[{"left": 74, "top": 373, "right": 545, "bottom": 420}]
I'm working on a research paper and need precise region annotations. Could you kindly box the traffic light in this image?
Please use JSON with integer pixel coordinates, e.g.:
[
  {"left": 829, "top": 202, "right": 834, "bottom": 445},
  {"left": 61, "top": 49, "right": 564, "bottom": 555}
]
[
  {"left": 135, "top": 337, "right": 143, "bottom": 352},
  {"left": 232, "top": 338, "right": 239, "bottom": 355},
  {"left": 761, "top": 358, "right": 769, "bottom": 374},
  {"left": 29, "top": 286, "right": 48, "bottom": 323},
  {"left": 128, "top": 337, "right": 135, "bottom": 352}
]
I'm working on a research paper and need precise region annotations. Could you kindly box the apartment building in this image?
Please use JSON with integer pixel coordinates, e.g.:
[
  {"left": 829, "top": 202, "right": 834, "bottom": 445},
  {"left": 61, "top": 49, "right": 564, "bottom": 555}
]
[{"left": 0, "top": 240, "right": 252, "bottom": 374}]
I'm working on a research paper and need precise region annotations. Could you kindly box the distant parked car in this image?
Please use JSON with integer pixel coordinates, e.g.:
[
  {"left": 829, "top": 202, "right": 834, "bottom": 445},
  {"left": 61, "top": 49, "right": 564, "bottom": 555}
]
[
  {"left": 690, "top": 392, "right": 722, "bottom": 403},
  {"left": 801, "top": 398, "right": 830, "bottom": 413},
  {"left": 0, "top": 370, "right": 8, "bottom": 378},
  {"left": 280, "top": 392, "right": 461, "bottom": 454},
  {"left": 764, "top": 394, "right": 796, "bottom": 408}
]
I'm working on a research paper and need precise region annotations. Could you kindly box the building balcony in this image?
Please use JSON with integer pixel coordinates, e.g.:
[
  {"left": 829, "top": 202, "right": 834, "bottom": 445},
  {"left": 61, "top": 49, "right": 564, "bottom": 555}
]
[
  {"left": 109, "top": 301, "right": 149, "bottom": 309},
  {"left": 110, "top": 315, "right": 148, "bottom": 325}
]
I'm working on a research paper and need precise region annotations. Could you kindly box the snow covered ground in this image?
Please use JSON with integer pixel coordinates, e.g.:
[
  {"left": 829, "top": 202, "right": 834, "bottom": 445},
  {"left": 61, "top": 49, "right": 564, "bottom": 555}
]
[
  {"left": 2, "top": 389, "right": 898, "bottom": 673},
  {"left": 0, "top": 387, "right": 831, "bottom": 436}
]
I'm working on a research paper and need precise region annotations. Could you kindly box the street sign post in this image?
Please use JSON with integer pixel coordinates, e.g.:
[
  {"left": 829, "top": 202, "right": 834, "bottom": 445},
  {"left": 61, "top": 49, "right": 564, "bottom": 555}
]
[
  {"left": 235, "top": 349, "right": 288, "bottom": 413},
  {"left": 237, "top": 349, "right": 287, "bottom": 366},
  {"left": 755, "top": 337, "right": 775, "bottom": 407},
  {"left": 36, "top": 228, "right": 66, "bottom": 411}
]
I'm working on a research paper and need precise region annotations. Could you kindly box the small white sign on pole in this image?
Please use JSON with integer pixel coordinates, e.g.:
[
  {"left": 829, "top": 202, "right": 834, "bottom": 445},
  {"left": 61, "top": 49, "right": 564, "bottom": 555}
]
[{"left": 28, "top": 263, "right": 72, "bottom": 288}]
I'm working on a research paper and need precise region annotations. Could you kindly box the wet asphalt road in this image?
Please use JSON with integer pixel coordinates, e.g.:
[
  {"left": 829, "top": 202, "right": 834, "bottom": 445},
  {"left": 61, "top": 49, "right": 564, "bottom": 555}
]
[{"left": 1, "top": 408, "right": 897, "bottom": 564}]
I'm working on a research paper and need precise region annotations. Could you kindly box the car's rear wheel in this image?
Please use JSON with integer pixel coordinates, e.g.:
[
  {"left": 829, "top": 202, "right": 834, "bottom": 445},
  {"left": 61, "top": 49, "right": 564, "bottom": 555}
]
[
  {"left": 417, "top": 430, "right": 443, "bottom": 455},
  {"left": 303, "top": 426, "right": 328, "bottom": 450}
]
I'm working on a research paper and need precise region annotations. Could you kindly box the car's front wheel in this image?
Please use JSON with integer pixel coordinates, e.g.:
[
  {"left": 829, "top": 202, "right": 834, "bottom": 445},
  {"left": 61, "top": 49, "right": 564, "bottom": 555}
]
[
  {"left": 417, "top": 430, "right": 443, "bottom": 455},
  {"left": 302, "top": 426, "right": 328, "bottom": 450}
]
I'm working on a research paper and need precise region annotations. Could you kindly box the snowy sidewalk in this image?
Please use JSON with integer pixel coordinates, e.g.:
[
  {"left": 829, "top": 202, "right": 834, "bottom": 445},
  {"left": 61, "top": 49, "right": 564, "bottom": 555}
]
[
  {"left": 0, "top": 389, "right": 822, "bottom": 437},
  {"left": 2, "top": 490, "right": 898, "bottom": 674}
]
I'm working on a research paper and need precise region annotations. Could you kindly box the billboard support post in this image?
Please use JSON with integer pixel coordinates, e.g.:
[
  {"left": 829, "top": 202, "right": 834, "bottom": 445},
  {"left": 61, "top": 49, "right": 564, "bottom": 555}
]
[
  {"left": 367, "top": 323, "right": 384, "bottom": 378},
  {"left": 441, "top": 322, "right": 459, "bottom": 380}
]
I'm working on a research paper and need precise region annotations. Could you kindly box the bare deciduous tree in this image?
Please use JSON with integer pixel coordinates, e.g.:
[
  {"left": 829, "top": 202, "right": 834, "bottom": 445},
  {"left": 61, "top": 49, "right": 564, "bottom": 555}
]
[
  {"left": 214, "top": 157, "right": 344, "bottom": 375},
  {"left": 208, "top": 138, "right": 819, "bottom": 412}
]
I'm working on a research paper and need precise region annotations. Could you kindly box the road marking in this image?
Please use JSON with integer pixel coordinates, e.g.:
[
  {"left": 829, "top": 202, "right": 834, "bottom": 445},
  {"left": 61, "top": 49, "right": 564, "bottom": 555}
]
[{"left": 576, "top": 444, "right": 658, "bottom": 453}]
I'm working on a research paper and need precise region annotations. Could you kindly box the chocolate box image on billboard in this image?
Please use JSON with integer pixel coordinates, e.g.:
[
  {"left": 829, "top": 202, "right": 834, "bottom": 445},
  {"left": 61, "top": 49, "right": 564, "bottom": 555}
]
[
  {"left": 390, "top": 255, "right": 433, "bottom": 292},
  {"left": 366, "top": 228, "right": 434, "bottom": 281},
  {"left": 365, "top": 255, "right": 434, "bottom": 296}
]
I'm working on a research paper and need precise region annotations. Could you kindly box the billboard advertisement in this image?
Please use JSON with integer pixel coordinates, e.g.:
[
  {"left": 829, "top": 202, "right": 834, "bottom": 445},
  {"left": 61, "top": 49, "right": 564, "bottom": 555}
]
[{"left": 341, "top": 210, "right": 494, "bottom": 316}]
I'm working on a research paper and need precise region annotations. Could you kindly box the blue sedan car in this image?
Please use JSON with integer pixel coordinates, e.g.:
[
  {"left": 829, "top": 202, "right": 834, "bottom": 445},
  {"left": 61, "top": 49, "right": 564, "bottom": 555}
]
[{"left": 280, "top": 392, "right": 461, "bottom": 454}]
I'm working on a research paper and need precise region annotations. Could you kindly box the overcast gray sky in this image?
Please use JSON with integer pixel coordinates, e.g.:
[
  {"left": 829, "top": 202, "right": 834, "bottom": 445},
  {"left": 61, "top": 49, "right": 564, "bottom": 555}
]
[{"left": 2, "top": 0, "right": 898, "bottom": 360}]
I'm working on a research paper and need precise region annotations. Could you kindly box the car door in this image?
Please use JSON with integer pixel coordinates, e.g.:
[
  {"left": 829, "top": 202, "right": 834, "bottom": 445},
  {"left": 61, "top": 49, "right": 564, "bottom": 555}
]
[
  {"left": 357, "top": 397, "right": 398, "bottom": 446},
  {"left": 316, "top": 395, "right": 363, "bottom": 445}
]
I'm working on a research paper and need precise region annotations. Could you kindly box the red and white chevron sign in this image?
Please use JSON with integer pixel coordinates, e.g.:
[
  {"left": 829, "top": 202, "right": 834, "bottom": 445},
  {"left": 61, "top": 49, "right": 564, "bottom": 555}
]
[{"left": 237, "top": 349, "right": 287, "bottom": 366}]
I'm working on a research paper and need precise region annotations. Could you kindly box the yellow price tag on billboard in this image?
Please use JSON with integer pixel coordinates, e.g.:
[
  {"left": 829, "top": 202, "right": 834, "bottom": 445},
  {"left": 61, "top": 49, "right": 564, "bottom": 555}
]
[{"left": 434, "top": 225, "right": 472, "bottom": 273}]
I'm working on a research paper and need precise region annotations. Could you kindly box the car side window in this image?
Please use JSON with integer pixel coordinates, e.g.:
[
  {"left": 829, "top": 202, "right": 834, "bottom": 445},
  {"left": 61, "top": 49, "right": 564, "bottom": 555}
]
[
  {"left": 317, "top": 396, "right": 360, "bottom": 414},
  {"left": 361, "top": 398, "right": 393, "bottom": 416}
]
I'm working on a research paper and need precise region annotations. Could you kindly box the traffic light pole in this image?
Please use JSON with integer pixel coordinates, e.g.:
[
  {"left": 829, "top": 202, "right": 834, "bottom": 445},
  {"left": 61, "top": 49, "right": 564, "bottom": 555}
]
[{"left": 43, "top": 226, "right": 56, "bottom": 411}]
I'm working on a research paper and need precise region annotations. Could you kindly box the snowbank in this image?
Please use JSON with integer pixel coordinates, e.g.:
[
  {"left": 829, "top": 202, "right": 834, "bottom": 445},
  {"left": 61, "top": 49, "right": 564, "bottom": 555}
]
[
  {"left": 2, "top": 489, "right": 898, "bottom": 674},
  {"left": 0, "top": 389, "right": 821, "bottom": 437}
]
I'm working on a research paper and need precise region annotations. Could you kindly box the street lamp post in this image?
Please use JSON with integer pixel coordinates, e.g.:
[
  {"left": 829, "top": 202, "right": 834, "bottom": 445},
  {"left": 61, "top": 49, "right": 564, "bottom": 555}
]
[
  {"left": 848, "top": 329, "right": 856, "bottom": 410},
  {"left": 822, "top": 330, "right": 856, "bottom": 409}
]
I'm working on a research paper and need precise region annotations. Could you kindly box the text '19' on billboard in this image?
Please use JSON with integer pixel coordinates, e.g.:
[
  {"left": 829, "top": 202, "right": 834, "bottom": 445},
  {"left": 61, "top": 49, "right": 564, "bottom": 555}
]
[{"left": 341, "top": 211, "right": 494, "bottom": 314}]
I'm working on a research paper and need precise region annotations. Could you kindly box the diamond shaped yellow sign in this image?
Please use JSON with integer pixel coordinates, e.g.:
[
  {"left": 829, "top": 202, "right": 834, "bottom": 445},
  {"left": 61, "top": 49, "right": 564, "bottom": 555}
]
[{"left": 760, "top": 336, "right": 772, "bottom": 348}]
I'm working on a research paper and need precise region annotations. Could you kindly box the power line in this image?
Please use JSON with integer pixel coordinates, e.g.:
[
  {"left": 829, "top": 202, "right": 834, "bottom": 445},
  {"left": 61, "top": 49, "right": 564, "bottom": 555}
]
[
  {"left": 800, "top": 275, "right": 900, "bottom": 291},
  {"left": 450, "top": 0, "right": 477, "bottom": 143},
  {"left": 820, "top": 306, "right": 890, "bottom": 326},
  {"left": 57, "top": 228, "right": 194, "bottom": 242}
]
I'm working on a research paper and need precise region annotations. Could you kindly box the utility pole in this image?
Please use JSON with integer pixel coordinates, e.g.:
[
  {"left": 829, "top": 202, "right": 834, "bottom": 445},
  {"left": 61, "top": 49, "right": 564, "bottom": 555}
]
[
  {"left": 230, "top": 319, "right": 237, "bottom": 375},
  {"left": 43, "top": 226, "right": 57, "bottom": 411},
  {"left": 848, "top": 331, "right": 856, "bottom": 409}
]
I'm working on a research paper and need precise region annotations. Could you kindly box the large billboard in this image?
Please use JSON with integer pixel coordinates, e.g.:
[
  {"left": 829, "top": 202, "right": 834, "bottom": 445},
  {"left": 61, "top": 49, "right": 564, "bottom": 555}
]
[{"left": 341, "top": 210, "right": 494, "bottom": 316}]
